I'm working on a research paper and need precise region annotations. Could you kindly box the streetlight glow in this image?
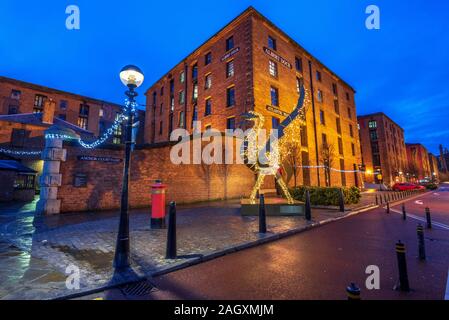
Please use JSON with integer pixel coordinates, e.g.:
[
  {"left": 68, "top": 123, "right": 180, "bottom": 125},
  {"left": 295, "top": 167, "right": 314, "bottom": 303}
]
[{"left": 120, "top": 65, "right": 144, "bottom": 88}]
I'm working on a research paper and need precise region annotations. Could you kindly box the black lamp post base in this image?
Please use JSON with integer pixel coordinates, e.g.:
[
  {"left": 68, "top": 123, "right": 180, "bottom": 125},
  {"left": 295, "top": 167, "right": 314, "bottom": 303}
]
[{"left": 151, "top": 217, "right": 166, "bottom": 229}]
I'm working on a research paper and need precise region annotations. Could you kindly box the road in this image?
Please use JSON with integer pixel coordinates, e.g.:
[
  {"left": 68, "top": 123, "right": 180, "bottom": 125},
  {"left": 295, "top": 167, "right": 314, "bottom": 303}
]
[{"left": 80, "top": 186, "right": 449, "bottom": 300}]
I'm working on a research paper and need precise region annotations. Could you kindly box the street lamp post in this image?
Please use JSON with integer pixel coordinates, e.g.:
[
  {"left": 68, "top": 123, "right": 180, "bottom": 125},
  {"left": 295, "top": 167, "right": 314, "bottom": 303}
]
[{"left": 114, "top": 65, "right": 144, "bottom": 270}]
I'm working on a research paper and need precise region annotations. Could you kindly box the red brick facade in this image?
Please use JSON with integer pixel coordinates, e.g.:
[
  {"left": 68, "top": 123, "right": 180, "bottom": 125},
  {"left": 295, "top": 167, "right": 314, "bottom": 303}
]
[
  {"left": 406, "top": 143, "right": 431, "bottom": 181},
  {"left": 144, "top": 7, "right": 362, "bottom": 188}
]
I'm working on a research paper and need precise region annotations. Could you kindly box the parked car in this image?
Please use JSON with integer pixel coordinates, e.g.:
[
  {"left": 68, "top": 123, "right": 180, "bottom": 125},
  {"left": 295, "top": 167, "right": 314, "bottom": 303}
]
[{"left": 392, "top": 183, "right": 425, "bottom": 191}]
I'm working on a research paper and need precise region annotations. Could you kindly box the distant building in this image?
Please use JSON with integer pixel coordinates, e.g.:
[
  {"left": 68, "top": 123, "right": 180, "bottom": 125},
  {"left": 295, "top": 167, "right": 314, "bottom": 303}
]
[
  {"left": 439, "top": 144, "right": 449, "bottom": 172},
  {"left": 428, "top": 153, "right": 440, "bottom": 182},
  {"left": 144, "top": 6, "right": 362, "bottom": 187},
  {"left": 406, "top": 143, "right": 431, "bottom": 182},
  {"left": 357, "top": 112, "right": 408, "bottom": 186}
]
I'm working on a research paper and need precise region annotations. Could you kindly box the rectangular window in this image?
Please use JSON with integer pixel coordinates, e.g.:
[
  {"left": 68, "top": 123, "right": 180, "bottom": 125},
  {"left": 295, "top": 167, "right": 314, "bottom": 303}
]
[
  {"left": 334, "top": 99, "right": 340, "bottom": 114},
  {"left": 370, "top": 130, "right": 378, "bottom": 141},
  {"left": 170, "top": 96, "right": 175, "bottom": 112},
  {"left": 179, "top": 111, "right": 185, "bottom": 128},
  {"left": 302, "top": 151, "right": 311, "bottom": 186},
  {"left": 317, "top": 90, "right": 323, "bottom": 103},
  {"left": 351, "top": 143, "right": 356, "bottom": 156},
  {"left": 192, "top": 83, "right": 198, "bottom": 102},
  {"left": 300, "top": 126, "right": 308, "bottom": 147},
  {"left": 205, "top": 98, "right": 212, "bottom": 116},
  {"left": 270, "top": 86, "right": 279, "bottom": 107},
  {"left": 78, "top": 104, "right": 89, "bottom": 130},
  {"left": 226, "top": 60, "right": 234, "bottom": 78},
  {"left": 152, "top": 92, "right": 157, "bottom": 105},
  {"left": 347, "top": 107, "right": 352, "bottom": 119},
  {"left": 159, "top": 121, "right": 163, "bottom": 135},
  {"left": 319, "top": 110, "right": 325, "bottom": 125},
  {"left": 14, "top": 174, "right": 35, "bottom": 190},
  {"left": 168, "top": 113, "right": 174, "bottom": 136},
  {"left": 368, "top": 120, "right": 377, "bottom": 129},
  {"left": 332, "top": 83, "right": 338, "bottom": 95},
  {"left": 160, "top": 86, "right": 164, "bottom": 96},
  {"left": 322, "top": 133, "right": 327, "bottom": 145},
  {"left": 226, "top": 36, "right": 234, "bottom": 51},
  {"left": 316, "top": 71, "right": 322, "bottom": 82},
  {"left": 205, "top": 74, "right": 212, "bottom": 89},
  {"left": 226, "top": 117, "right": 236, "bottom": 130},
  {"left": 272, "top": 117, "right": 280, "bottom": 129},
  {"left": 269, "top": 60, "right": 278, "bottom": 77},
  {"left": 338, "top": 138, "right": 344, "bottom": 155},
  {"left": 295, "top": 57, "right": 303, "bottom": 72},
  {"left": 180, "top": 71, "right": 185, "bottom": 83},
  {"left": 99, "top": 107, "right": 104, "bottom": 117},
  {"left": 160, "top": 103, "right": 163, "bottom": 115},
  {"left": 33, "top": 94, "right": 47, "bottom": 113},
  {"left": 296, "top": 77, "right": 301, "bottom": 93},
  {"left": 349, "top": 124, "right": 354, "bottom": 137},
  {"left": 346, "top": 92, "right": 350, "bottom": 101},
  {"left": 373, "top": 154, "right": 381, "bottom": 166},
  {"left": 336, "top": 118, "right": 341, "bottom": 134},
  {"left": 179, "top": 90, "right": 185, "bottom": 104},
  {"left": 8, "top": 105, "right": 18, "bottom": 114},
  {"left": 268, "top": 36, "right": 277, "bottom": 50},
  {"left": 192, "top": 64, "right": 198, "bottom": 81},
  {"left": 205, "top": 52, "right": 212, "bottom": 65},
  {"left": 227, "top": 87, "right": 235, "bottom": 107},
  {"left": 58, "top": 100, "right": 67, "bottom": 111},
  {"left": 170, "top": 79, "right": 175, "bottom": 94},
  {"left": 113, "top": 113, "right": 122, "bottom": 144},
  {"left": 371, "top": 141, "right": 379, "bottom": 153},
  {"left": 192, "top": 105, "right": 198, "bottom": 122},
  {"left": 340, "top": 159, "right": 346, "bottom": 186}
]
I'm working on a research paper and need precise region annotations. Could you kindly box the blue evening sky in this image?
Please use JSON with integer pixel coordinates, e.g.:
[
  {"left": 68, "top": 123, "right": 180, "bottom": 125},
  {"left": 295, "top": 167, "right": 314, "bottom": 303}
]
[{"left": 0, "top": 0, "right": 448, "bottom": 153}]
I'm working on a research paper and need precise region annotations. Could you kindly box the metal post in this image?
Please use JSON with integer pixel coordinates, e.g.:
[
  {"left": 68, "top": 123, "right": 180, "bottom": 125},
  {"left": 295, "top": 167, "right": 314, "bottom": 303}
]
[
  {"left": 386, "top": 202, "right": 390, "bottom": 213},
  {"left": 166, "top": 201, "right": 177, "bottom": 259},
  {"left": 346, "top": 283, "right": 361, "bottom": 300},
  {"left": 114, "top": 85, "right": 137, "bottom": 270},
  {"left": 259, "top": 194, "right": 267, "bottom": 233},
  {"left": 339, "top": 188, "right": 345, "bottom": 212},
  {"left": 402, "top": 203, "right": 406, "bottom": 220},
  {"left": 425, "top": 207, "right": 432, "bottom": 229},
  {"left": 380, "top": 195, "right": 383, "bottom": 205},
  {"left": 305, "top": 189, "right": 312, "bottom": 221},
  {"left": 395, "top": 241, "right": 410, "bottom": 292},
  {"left": 384, "top": 194, "right": 387, "bottom": 203},
  {"left": 375, "top": 195, "right": 378, "bottom": 206},
  {"left": 417, "top": 225, "right": 426, "bottom": 260}
]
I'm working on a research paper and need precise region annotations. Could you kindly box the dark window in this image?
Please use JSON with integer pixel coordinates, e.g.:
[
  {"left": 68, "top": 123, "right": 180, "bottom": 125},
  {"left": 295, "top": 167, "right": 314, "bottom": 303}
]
[
  {"left": 316, "top": 71, "right": 322, "bottom": 82},
  {"left": 347, "top": 107, "right": 352, "bottom": 119},
  {"left": 152, "top": 92, "right": 157, "bottom": 105},
  {"left": 168, "top": 113, "right": 174, "bottom": 136},
  {"left": 226, "top": 60, "right": 234, "bottom": 78},
  {"left": 60, "top": 100, "right": 67, "bottom": 110},
  {"left": 300, "top": 126, "right": 308, "bottom": 147},
  {"left": 170, "top": 79, "right": 174, "bottom": 94},
  {"left": 302, "top": 151, "right": 311, "bottom": 186},
  {"left": 160, "top": 86, "right": 164, "bottom": 96},
  {"left": 205, "top": 98, "right": 212, "bottom": 116},
  {"left": 370, "top": 130, "right": 378, "bottom": 141},
  {"left": 160, "top": 103, "right": 163, "bottom": 115},
  {"left": 192, "top": 64, "right": 198, "bottom": 81},
  {"left": 11, "top": 128, "right": 27, "bottom": 147},
  {"left": 205, "top": 52, "right": 212, "bottom": 65},
  {"left": 58, "top": 114, "right": 66, "bottom": 121},
  {"left": 268, "top": 36, "right": 277, "bottom": 50},
  {"left": 270, "top": 87, "right": 279, "bottom": 106},
  {"left": 226, "top": 36, "right": 234, "bottom": 51},
  {"left": 334, "top": 99, "right": 340, "bottom": 114},
  {"left": 295, "top": 57, "right": 303, "bottom": 72},
  {"left": 8, "top": 105, "right": 18, "bottom": 114},
  {"left": 346, "top": 92, "right": 350, "bottom": 101},
  {"left": 319, "top": 110, "right": 325, "bottom": 125},
  {"left": 336, "top": 118, "right": 341, "bottom": 134},
  {"left": 338, "top": 138, "right": 344, "bottom": 155},
  {"left": 332, "top": 83, "right": 338, "bottom": 95},
  {"left": 322, "top": 133, "right": 327, "bottom": 145},
  {"left": 33, "top": 94, "right": 47, "bottom": 113},
  {"left": 227, "top": 87, "right": 235, "bottom": 107},
  {"left": 371, "top": 141, "right": 379, "bottom": 153},
  {"left": 349, "top": 124, "right": 354, "bottom": 137},
  {"left": 372, "top": 154, "right": 381, "bottom": 166},
  {"left": 226, "top": 117, "right": 236, "bottom": 130},
  {"left": 351, "top": 143, "right": 356, "bottom": 156},
  {"left": 159, "top": 121, "right": 163, "bottom": 135}
]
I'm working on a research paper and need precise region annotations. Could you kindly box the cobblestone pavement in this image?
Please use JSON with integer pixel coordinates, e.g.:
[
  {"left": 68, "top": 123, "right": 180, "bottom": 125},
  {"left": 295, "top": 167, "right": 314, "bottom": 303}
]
[{"left": 0, "top": 191, "right": 406, "bottom": 300}]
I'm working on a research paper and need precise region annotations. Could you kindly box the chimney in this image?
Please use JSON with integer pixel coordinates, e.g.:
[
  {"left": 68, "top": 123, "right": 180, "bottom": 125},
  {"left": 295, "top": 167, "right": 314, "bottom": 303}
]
[{"left": 42, "top": 99, "right": 56, "bottom": 124}]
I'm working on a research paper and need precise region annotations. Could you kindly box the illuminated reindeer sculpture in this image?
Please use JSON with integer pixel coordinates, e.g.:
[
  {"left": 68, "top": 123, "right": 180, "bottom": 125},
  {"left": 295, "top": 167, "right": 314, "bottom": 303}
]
[{"left": 241, "top": 80, "right": 309, "bottom": 204}]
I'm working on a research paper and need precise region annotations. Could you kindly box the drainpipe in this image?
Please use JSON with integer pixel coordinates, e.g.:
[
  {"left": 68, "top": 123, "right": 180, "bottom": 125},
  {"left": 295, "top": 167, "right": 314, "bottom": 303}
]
[
  {"left": 308, "top": 60, "right": 321, "bottom": 186},
  {"left": 184, "top": 62, "right": 188, "bottom": 131}
]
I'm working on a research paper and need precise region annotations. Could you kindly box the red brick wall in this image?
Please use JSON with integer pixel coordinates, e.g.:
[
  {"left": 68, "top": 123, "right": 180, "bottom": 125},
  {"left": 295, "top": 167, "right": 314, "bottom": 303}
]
[{"left": 58, "top": 142, "right": 255, "bottom": 213}]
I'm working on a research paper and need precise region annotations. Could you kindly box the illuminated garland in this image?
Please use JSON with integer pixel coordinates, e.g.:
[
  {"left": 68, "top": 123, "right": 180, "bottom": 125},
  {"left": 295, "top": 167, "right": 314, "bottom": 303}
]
[
  {"left": 297, "top": 165, "right": 361, "bottom": 173},
  {"left": 0, "top": 148, "right": 42, "bottom": 156}
]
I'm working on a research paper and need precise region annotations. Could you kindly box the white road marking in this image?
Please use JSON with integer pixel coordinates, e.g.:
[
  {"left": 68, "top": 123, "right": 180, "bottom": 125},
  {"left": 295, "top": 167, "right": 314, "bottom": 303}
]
[
  {"left": 415, "top": 200, "right": 424, "bottom": 205},
  {"left": 433, "top": 193, "right": 440, "bottom": 196},
  {"left": 389, "top": 208, "right": 449, "bottom": 231}
]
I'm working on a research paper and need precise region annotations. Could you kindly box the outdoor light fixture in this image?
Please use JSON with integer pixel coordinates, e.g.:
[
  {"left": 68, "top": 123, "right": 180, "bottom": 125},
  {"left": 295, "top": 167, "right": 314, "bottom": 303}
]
[
  {"left": 114, "top": 65, "right": 144, "bottom": 270},
  {"left": 120, "top": 65, "right": 144, "bottom": 88}
]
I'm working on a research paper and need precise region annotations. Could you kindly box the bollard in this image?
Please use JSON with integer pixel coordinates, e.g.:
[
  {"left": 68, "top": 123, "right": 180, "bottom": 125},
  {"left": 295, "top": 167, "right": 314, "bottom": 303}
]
[
  {"left": 417, "top": 225, "right": 426, "bottom": 260},
  {"left": 259, "top": 194, "right": 267, "bottom": 233},
  {"left": 386, "top": 202, "right": 390, "bottom": 213},
  {"left": 384, "top": 194, "right": 388, "bottom": 204},
  {"left": 375, "top": 195, "right": 378, "bottom": 206},
  {"left": 166, "top": 201, "right": 177, "bottom": 259},
  {"left": 395, "top": 241, "right": 410, "bottom": 292},
  {"left": 425, "top": 207, "right": 432, "bottom": 229},
  {"left": 339, "top": 189, "right": 345, "bottom": 212},
  {"left": 380, "top": 195, "right": 383, "bottom": 204},
  {"left": 402, "top": 203, "right": 406, "bottom": 220},
  {"left": 305, "top": 189, "right": 312, "bottom": 221},
  {"left": 346, "top": 283, "right": 361, "bottom": 300}
]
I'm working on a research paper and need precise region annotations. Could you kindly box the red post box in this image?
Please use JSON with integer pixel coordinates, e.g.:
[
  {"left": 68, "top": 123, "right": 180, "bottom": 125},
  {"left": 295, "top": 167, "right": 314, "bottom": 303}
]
[{"left": 151, "top": 179, "right": 167, "bottom": 229}]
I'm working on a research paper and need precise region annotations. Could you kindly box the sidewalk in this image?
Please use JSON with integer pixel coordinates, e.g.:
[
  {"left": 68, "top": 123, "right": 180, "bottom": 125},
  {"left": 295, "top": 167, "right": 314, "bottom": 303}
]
[{"left": 0, "top": 191, "right": 402, "bottom": 300}]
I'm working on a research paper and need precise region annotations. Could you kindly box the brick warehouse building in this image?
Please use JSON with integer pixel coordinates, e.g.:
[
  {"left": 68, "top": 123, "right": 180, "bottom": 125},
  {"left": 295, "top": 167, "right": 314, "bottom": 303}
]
[
  {"left": 358, "top": 112, "right": 408, "bottom": 186},
  {"left": 144, "top": 6, "right": 362, "bottom": 188},
  {"left": 406, "top": 143, "right": 431, "bottom": 182}
]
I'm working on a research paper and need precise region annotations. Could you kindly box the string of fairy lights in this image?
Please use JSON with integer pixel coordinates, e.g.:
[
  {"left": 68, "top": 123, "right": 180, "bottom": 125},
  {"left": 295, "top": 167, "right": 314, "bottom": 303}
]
[{"left": 0, "top": 99, "right": 136, "bottom": 156}]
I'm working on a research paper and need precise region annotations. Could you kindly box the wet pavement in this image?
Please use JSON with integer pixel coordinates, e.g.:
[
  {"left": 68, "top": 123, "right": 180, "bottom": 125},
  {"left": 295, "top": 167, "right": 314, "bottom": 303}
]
[{"left": 82, "top": 187, "right": 449, "bottom": 300}]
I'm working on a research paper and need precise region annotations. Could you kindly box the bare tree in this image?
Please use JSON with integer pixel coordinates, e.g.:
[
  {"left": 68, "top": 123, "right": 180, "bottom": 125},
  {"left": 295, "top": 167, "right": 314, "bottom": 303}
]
[
  {"left": 320, "top": 142, "right": 336, "bottom": 187},
  {"left": 282, "top": 140, "right": 302, "bottom": 188}
]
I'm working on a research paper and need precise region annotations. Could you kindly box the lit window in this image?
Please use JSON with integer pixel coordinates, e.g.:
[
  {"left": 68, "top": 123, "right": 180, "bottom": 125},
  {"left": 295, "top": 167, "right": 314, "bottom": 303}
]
[
  {"left": 180, "top": 71, "right": 185, "bottom": 83},
  {"left": 99, "top": 107, "right": 104, "bottom": 117},
  {"left": 179, "top": 91, "right": 185, "bottom": 104},
  {"left": 296, "top": 77, "right": 301, "bottom": 93},
  {"left": 193, "top": 83, "right": 198, "bottom": 101},
  {"left": 78, "top": 104, "right": 89, "bottom": 130},
  {"left": 317, "top": 90, "right": 323, "bottom": 103},
  {"left": 226, "top": 60, "right": 234, "bottom": 78},
  {"left": 270, "top": 87, "right": 279, "bottom": 107},
  {"left": 269, "top": 60, "right": 278, "bottom": 77},
  {"left": 179, "top": 111, "right": 185, "bottom": 128},
  {"left": 205, "top": 74, "right": 212, "bottom": 89},
  {"left": 10, "top": 89, "right": 21, "bottom": 100},
  {"left": 368, "top": 120, "right": 377, "bottom": 129},
  {"left": 33, "top": 94, "right": 47, "bottom": 113}
]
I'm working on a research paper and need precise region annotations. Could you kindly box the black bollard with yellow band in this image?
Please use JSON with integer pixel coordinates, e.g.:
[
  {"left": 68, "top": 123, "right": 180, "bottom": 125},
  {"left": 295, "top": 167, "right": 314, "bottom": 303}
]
[
  {"left": 395, "top": 241, "right": 410, "bottom": 292},
  {"left": 346, "top": 283, "right": 361, "bottom": 300},
  {"left": 417, "top": 225, "right": 426, "bottom": 260}
]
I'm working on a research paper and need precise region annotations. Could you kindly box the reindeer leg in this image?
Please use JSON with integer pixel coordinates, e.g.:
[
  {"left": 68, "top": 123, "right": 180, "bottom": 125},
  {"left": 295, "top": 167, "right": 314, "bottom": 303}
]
[
  {"left": 275, "top": 172, "right": 294, "bottom": 204},
  {"left": 250, "top": 173, "right": 266, "bottom": 204}
]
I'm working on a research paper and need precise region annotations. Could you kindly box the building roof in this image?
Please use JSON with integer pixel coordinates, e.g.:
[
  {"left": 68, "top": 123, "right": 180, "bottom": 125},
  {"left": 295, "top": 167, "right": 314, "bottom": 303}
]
[
  {"left": 0, "top": 112, "right": 93, "bottom": 136},
  {"left": 145, "top": 6, "right": 355, "bottom": 93},
  {"left": 0, "top": 160, "right": 36, "bottom": 173},
  {"left": 357, "top": 112, "right": 404, "bottom": 132},
  {"left": 0, "top": 76, "right": 122, "bottom": 108}
]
